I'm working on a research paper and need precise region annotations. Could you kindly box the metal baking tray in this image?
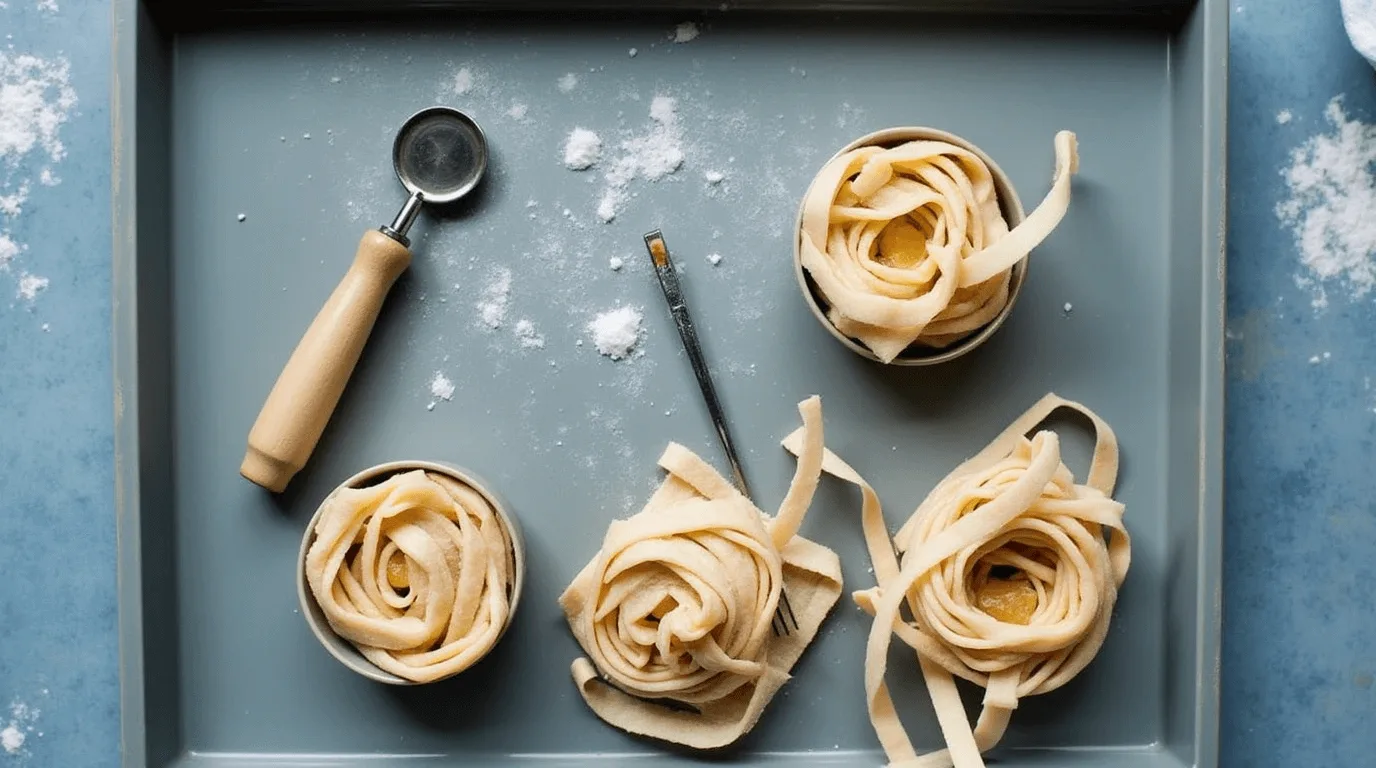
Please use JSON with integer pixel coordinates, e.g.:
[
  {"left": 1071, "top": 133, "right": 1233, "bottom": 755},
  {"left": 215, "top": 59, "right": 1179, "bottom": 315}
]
[{"left": 112, "top": 0, "right": 1225, "bottom": 765}]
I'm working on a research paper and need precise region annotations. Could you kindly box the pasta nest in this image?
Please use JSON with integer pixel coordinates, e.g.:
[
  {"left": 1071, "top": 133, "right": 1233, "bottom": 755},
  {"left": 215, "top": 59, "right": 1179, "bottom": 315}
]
[
  {"left": 304, "top": 469, "right": 517, "bottom": 684},
  {"left": 798, "top": 130, "right": 1079, "bottom": 362}
]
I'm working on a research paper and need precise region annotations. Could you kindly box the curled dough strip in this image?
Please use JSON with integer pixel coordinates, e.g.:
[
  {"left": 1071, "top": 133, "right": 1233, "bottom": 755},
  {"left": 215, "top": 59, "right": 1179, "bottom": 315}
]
[
  {"left": 799, "top": 131, "right": 1080, "bottom": 362},
  {"left": 559, "top": 396, "right": 844, "bottom": 749},
  {"left": 783, "top": 393, "right": 1129, "bottom": 768},
  {"left": 305, "top": 469, "right": 515, "bottom": 683}
]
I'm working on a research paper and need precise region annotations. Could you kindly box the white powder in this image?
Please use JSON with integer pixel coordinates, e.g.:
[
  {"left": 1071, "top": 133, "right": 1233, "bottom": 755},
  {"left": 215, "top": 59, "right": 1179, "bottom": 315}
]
[
  {"left": 1, "top": 726, "right": 21, "bottom": 754},
  {"left": 563, "top": 128, "right": 602, "bottom": 170},
  {"left": 596, "top": 194, "right": 618, "bottom": 223},
  {"left": 38, "top": 168, "right": 57, "bottom": 185},
  {"left": 1277, "top": 96, "right": 1376, "bottom": 307},
  {"left": 36, "top": 0, "right": 57, "bottom": 12},
  {"left": 609, "top": 256, "right": 624, "bottom": 270},
  {"left": 0, "top": 234, "right": 18, "bottom": 269},
  {"left": 589, "top": 306, "right": 644, "bottom": 360},
  {"left": 558, "top": 73, "right": 579, "bottom": 93},
  {"left": 0, "top": 182, "right": 29, "bottom": 216},
  {"left": 595, "top": 96, "right": 685, "bottom": 223},
  {"left": 430, "top": 372, "right": 455, "bottom": 401},
  {"left": 477, "top": 267, "right": 512, "bottom": 329},
  {"left": 3, "top": 700, "right": 39, "bottom": 755},
  {"left": 452, "top": 67, "right": 475, "bottom": 95},
  {"left": 1277, "top": 109, "right": 1294, "bottom": 125},
  {"left": 507, "top": 103, "right": 529, "bottom": 121},
  {"left": 707, "top": 253, "right": 722, "bottom": 266},
  {"left": 704, "top": 170, "right": 725, "bottom": 184},
  {"left": 629, "top": 48, "right": 638, "bottom": 57},
  {"left": 17, "top": 272, "right": 47, "bottom": 301},
  {"left": 515, "top": 319, "right": 546, "bottom": 349},
  {"left": 673, "top": 22, "right": 700, "bottom": 43},
  {"left": 1, "top": 53, "right": 75, "bottom": 165}
]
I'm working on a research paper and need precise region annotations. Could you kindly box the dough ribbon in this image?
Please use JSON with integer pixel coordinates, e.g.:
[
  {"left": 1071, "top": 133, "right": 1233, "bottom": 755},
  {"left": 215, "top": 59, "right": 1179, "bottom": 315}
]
[
  {"left": 783, "top": 393, "right": 1130, "bottom": 768},
  {"left": 798, "top": 131, "right": 1080, "bottom": 362},
  {"left": 304, "top": 469, "right": 516, "bottom": 683},
  {"left": 559, "top": 396, "right": 844, "bottom": 749}
]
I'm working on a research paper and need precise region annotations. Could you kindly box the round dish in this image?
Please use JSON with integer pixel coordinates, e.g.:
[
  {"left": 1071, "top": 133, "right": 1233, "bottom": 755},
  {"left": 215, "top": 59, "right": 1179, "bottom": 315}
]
[
  {"left": 793, "top": 126, "right": 1029, "bottom": 366},
  {"left": 296, "top": 460, "right": 525, "bottom": 685}
]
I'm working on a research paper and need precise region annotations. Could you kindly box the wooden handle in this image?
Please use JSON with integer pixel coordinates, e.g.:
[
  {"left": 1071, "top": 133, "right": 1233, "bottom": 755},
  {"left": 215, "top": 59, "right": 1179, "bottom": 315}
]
[{"left": 241, "top": 230, "right": 412, "bottom": 492}]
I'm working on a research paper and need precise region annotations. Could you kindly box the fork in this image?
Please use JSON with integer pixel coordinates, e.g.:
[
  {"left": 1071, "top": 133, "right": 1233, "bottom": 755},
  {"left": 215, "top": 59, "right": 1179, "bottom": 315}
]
[{"left": 643, "top": 229, "right": 798, "bottom": 637}]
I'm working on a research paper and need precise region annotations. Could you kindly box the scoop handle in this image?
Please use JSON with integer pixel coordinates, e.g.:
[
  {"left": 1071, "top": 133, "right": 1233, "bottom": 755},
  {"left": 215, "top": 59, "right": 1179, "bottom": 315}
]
[{"left": 240, "top": 230, "right": 412, "bottom": 492}]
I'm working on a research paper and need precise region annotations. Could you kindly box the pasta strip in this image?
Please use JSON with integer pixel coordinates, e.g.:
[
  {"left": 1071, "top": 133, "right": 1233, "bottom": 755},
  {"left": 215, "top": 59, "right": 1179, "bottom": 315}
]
[
  {"left": 799, "top": 132, "right": 1080, "bottom": 362},
  {"left": 304, "top": 469, "right": 516, "bottom": 683},
  {"left": 782, "top": 393, "right": 1129, "bottom": 767},
  {"left": 560, "top": 396, "right": 844, "bottom": 749}
]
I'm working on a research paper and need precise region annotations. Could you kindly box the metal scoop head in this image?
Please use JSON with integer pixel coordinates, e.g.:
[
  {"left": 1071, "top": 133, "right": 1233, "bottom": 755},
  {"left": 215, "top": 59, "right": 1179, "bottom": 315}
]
[{"left": 382, "top": 106, "right": 488, "bottom": 243}]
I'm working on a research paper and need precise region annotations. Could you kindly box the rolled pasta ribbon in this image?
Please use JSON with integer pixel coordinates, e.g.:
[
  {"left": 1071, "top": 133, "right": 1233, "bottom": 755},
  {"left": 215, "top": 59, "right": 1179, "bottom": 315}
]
[
  {"left": 783, "top": 393, "right": 1130, "bottom": 768},
  {"left": 560, "top": 395, "right": 844, "bottom": 749},
  {"left": 305, "top": 469, "right": 516, "bottom": 683},
  {"left": 798, "top": 131, "right": 1080, "bottom": 362}
]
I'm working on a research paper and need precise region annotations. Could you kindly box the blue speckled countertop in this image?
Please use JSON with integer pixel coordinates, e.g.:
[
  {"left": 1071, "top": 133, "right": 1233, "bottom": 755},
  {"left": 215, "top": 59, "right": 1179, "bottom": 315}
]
[{"left": 0, "top": 0, "right": 1372, "bottom": 765}]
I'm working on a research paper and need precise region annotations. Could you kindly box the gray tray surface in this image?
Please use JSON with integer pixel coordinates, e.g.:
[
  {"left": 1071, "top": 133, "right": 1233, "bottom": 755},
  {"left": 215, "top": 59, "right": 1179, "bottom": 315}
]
[{"left": 115, "top": 4, "right": 1223, "bottom": 767}]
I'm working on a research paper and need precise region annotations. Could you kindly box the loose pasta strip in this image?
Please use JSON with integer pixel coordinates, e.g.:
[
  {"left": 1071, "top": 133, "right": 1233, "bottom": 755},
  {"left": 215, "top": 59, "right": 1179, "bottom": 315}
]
[
  {"left": 304, "top": 469, "right": 516, "bottom": 683},
  {"left": 798, "top": 131, "right": 1079, "bottom": 362},
  {"left": 559, "top": 396, "right": 844, "bottom": 749},
  {"left": 783, "top": 393, "right": 1130, "bottom": 768}
]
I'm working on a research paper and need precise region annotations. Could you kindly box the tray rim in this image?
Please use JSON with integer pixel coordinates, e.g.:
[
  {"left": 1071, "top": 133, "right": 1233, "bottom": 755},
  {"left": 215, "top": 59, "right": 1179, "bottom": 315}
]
[{"left": 111, "top": 1, "right": 1227, "bottom": 765}]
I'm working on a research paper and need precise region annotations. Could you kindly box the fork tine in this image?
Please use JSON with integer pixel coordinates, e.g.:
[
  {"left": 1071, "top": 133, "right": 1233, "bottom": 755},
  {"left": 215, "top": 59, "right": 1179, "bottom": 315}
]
[{"left": 772, "top": 587, "right": 799, "bottom": 636}]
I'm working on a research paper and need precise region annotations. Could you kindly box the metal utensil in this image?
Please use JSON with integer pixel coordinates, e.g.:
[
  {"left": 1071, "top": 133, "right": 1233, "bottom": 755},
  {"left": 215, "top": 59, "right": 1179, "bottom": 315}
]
[
  {"left": 643, "top": 230, "right": 798, "bottom": 637},
  {"left": 240, "top": 107, "right": 489, "bottom": 493}
]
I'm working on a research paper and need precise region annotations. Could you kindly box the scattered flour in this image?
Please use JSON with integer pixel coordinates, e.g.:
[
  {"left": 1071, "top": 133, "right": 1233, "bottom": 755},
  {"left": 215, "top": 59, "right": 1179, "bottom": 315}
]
[
  {"left": 563, "top": 128, "right": 602, "bottom": 170},
  {"left": 506, "top": 103, "right": 529, "bottom": 121},
  {"left": 0, "top": 52, "right": 75, "bottom": 306},
  {"left": 588, "top": 306, "right": 644, "bottom": 360},
  {"left": 558, "top": 73, "right": 579, "bottom": 93},
  {"left": 595, "top": 96, "right": 685, "bottom": 223},
  {"left": 608, "top": 256, "right": 624, "bottom": 271},
  {"left": 477, "top": 267, "right": 512, "bottom": 329},
  {"left": 3, "top": 700, "right": 39, "bottom": 755},
  {"left": 515, "top": 318, "right": 546, "bottom": 349},
  {"left": 1276, "top": 96, "right": 1376, "bottom": 309},
  {"left": 673, "top": 22, "right": 701, "bottom": 43},
  {"left": 451, "top": 67, "right": 475, "bottom": 95},
  {"left": 1, "top": 725, "right": 21, "bottom": 755},
  {"left": 17, "top": 272, "right": 47, "bottom": 301},
  {"left": 0, "top": 234, "right": 18, "bottom": 269},
  {"left": 707, "top": 253, "right": 722, "bottom": 266},
  {"left": 1277, "top": 109, "right": 1294, "bottom": 125},
  {"left": 36, "top": 0, "right": 57, "bottom": 12},
  {"left": 0, "top": 183, "right": 29, "bottom": 216},
  {"left": 430, "top": 372, "right": 456, "bottom": 401},
  {"left": 704, "top": 170, "right": 725, "bottom": 184}
]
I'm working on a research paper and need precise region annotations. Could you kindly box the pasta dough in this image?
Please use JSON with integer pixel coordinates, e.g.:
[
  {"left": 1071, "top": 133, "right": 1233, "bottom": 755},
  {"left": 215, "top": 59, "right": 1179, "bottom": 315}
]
[
  {"left": 559, "top": 396, "right": 843, "bottom": 749},
  {"left": 304, "top": 468, "right": 517, "bottom": 683},
  {"left": 783, "top": 393, "right": 1129, "bottom": 768},
  {"left": 798, "top": 131, "right": 1080, "bottom": 362}
]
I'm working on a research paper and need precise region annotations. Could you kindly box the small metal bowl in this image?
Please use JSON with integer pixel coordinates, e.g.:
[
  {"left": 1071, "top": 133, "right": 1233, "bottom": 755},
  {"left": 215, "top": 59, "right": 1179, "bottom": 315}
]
[
  {"left": 793, "top": 126, "right": 1028, "bottom": 366},
  {"left": 296, "top": 460, "right": 525, "bottom": 685}
]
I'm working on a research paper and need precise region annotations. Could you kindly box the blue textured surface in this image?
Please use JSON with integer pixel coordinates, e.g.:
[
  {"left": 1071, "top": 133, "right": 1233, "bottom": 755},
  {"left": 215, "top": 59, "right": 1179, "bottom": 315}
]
[
  {"left": 0, "top": 0, "right": 1370, "bottom": 766},
  {"left": 1222, "top": 1, "right": 1376, "bottom": 765},
  {"left": 0, "top": 1, "right": 119, "bottom": 767}
]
